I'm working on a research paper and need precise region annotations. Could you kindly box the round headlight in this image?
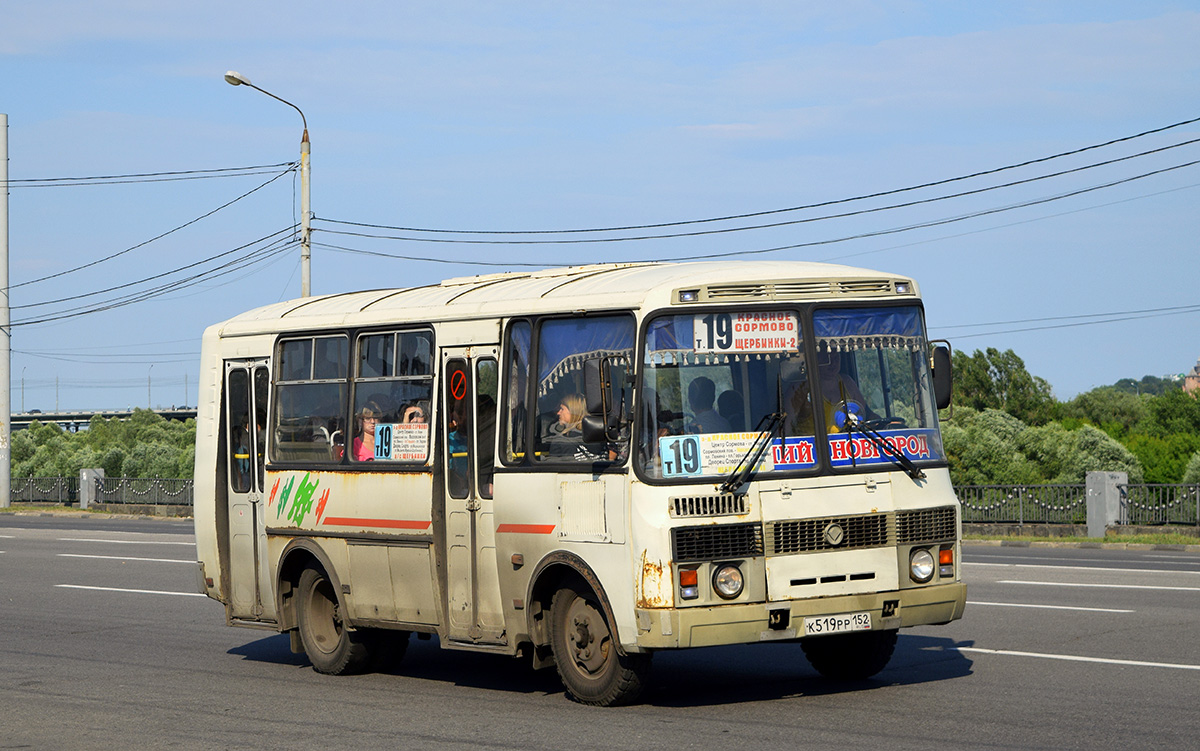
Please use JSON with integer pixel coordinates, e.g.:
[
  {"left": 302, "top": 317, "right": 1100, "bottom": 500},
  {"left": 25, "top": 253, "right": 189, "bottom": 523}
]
[
  {"left": 910, "top": 548, "right": 935, "bottom": 583},
  {"left": 712, "top": 564, "right": 744, "bottom": 599}
]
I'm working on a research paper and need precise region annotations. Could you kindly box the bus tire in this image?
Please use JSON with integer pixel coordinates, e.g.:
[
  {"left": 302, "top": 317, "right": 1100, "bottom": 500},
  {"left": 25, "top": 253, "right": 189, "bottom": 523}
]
[
  {"left": 801, "top": 629, "right": 898, "bottom": 680},
  {"left": 549, "top": 583, "right": 649, "bottom": 706},
  {"left": 296, "top": 565, "right": 370, "bottom": 675}
]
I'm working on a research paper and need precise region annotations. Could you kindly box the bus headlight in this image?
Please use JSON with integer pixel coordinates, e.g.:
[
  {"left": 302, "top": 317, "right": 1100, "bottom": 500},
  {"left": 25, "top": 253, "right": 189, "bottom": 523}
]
[
  {"left": 712, "top": 564, "right": 744, "bottom": 599},
  {"left": 909, "top": 548, "right": 935, "bottom": 583}
]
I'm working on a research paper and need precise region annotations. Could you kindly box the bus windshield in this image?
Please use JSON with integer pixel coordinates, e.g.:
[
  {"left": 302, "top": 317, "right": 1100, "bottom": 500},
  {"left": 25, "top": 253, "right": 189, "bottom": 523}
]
[{"left": 638, "top": 305, "right": 944, "bottom": 481}]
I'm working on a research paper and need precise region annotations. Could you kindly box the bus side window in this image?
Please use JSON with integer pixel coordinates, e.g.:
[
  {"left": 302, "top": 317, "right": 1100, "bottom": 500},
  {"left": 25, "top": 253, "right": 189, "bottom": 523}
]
[
  {"left": 502, "top": 320, "right": 531, "bottom": 465},
  {"left": 533, "top": 315, "right": 635, "bottom": 465},
  {"left": 272, "top": 334, "right": 349, "bottom": 464},
  {"left": 476, "top": 358, "right": 497, "bottom": 498}
]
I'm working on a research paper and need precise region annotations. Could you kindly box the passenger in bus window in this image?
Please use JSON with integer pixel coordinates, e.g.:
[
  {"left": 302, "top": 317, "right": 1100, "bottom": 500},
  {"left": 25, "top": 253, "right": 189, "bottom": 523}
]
[
  {"left": 792, "top": 349, "right": 876, "bottom": 434},
  {"left": 685, "top": 377, "right": 730, "bottom": 434},
  {"left": 402, "top": 403, "right": 426, "bottom": 423},
  {"left": 718, "top": 389, "right": 745, "bottom": 432},
  {"left": 353, "top": 403, "right": 380, "bottom": 461},
  {"left": 544, "top": 393, "right": 601, "bottom": 461}
]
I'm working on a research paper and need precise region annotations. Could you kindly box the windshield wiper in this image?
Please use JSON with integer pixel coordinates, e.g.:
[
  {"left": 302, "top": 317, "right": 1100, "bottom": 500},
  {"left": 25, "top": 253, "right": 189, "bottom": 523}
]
[
  {"left": 844, "top": 411, "right": 926, "bottom": 481},
  {"left": 719, "top": 411, "right": 784, "bottom": 495}
]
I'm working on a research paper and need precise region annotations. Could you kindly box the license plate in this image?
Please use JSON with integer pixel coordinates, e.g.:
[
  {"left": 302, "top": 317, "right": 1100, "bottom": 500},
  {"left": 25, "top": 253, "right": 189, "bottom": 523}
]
[{"left": 803, "top": 611, "right": 872, "bottom": 636}]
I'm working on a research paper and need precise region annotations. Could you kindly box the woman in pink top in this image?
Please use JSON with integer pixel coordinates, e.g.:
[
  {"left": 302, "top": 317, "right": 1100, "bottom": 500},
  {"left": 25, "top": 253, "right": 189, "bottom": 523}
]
[{"left": 353, "top": 405, "right": 380, "bottom": 461}]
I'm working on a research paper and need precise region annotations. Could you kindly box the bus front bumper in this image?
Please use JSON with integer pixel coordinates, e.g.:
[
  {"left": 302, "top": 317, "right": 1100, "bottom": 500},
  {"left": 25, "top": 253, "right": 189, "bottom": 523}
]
[{"left": 632, "top": 581, "right": 966, "bottom": 650}]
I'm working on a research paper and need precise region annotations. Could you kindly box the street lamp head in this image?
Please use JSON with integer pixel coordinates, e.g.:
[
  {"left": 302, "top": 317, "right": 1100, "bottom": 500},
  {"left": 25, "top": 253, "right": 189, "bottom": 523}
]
[{"left": 224, "top": 71, "right": 250, "bottom": 87}]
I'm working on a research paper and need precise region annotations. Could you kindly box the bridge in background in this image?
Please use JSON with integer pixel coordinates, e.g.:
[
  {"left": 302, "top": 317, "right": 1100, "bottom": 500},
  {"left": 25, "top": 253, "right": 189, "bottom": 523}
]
[{"left": 10, "top": 408, "right": 198, "bottom": 432}]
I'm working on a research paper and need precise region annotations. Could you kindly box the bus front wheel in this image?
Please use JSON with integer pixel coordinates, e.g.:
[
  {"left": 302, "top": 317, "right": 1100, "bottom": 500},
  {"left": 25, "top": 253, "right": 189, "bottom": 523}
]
[
  {"left": 801, "top": 629, "right": 898, "bottom": 680},
  {"left": 549, "top": 583, "right": 649, "bottom": 706},
  {"left": 296, "top": 565, "right": 370, "bottom": 675}
]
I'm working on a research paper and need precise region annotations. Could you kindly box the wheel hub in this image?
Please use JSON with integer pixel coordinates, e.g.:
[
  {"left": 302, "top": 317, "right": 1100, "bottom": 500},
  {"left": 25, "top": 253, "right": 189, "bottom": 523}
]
[{"left": 566, "top": 598, "right": 610, "bottom": 674}]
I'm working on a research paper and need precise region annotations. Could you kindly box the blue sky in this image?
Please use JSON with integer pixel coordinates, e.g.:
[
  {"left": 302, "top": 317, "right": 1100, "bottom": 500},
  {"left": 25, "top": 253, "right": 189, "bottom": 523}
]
[{"left": 3, "top": 1, "right": 1199, "bottom": 410}]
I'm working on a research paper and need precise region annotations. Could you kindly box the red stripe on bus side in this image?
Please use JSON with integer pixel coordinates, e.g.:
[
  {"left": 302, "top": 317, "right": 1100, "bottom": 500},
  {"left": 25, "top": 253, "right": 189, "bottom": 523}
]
[
  {"left": 322, "top": 517, "right": 432, "bottom": 530},
  {"left": 496, "top": 524, "right": 556, "bottom": 535}
]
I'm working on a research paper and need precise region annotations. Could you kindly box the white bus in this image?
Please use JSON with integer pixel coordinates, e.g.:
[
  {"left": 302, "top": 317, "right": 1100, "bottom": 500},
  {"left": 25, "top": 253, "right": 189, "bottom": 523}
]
[{"left": 193, "top": 261, "right": 966, "bottom": 706}]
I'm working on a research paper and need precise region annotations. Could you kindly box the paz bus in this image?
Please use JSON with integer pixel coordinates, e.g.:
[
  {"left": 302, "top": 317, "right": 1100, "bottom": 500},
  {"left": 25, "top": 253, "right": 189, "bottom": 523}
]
[{"left": 193, "top": 260, "right": 966, "bottom": 706}]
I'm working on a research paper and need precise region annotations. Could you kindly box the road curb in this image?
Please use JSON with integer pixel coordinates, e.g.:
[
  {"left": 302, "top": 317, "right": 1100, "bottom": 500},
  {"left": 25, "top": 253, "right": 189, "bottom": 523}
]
[{"left": 965, "top": 539, "right": 1200, "bottom": 553}]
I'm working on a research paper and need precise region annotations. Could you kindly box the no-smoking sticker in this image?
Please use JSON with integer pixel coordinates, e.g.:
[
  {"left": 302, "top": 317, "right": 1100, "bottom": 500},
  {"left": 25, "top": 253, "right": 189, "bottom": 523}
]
[{"left": 450, "top": 369, "right": 467, "bottom": 401}]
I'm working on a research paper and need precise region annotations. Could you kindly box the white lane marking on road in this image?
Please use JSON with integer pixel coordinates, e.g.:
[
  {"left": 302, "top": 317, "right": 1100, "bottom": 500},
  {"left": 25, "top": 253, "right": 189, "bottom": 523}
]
[
  {"left": 55, "top": 584, "right": 206, "bottom": 598},
  {"left": 968, "top": 600, "right": 1134, "bottom": 613},
  {"left": 57, "top": 537, "right": 194, "bottom": 546},
  {"left": 999, "top": 580, "right": 1200, "bottom": 592},
  {"left": 0, "top": 534, "right": 14, "bottom": 538},
  {"left": 969, "top": 553, "right": 1200, "bottom": 566},
  {"left": 966, "top": 562, "right": 1200, "bottom": 575},
  {"left": 951, "top": 646, "right": 1200, "bottom": 671},
  {"left": 58, "top": 553, "right": 195, "bottom": 564}
]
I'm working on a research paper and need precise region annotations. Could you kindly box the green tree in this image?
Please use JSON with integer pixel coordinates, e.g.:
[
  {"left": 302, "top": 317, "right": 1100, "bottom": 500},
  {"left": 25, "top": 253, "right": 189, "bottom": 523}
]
[
  {"left": 1122, "top": 433, "right": 1200, "bottom": 483},
  {"left": 1061, "top": 387, "right": 1147, "bottom": 437},
  {"left": 1138, "top": 389, "right": 1200, "bottom": 437},
  {"left": 951, "top": 348, "right": 1057, "bottom": 425},
  {"left": 1183, "top": 451, "right": 1200, "bottom": 484},
  {"left": 1113, "top": 375, "right": 1181, "bottom": 396}
]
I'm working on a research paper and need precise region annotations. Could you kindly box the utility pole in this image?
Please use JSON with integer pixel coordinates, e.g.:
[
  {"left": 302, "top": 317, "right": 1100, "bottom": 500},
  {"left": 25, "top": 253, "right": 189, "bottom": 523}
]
[
  {"left": 1, "top": 114, "right": 10, "bottom": 508},
  {"left": 224, "top": 71, "right": 312, "bottom": 297}
]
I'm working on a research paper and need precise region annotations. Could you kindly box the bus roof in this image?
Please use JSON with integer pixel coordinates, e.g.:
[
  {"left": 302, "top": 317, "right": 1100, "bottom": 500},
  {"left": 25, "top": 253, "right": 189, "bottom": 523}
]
[{"left": 210, "top": 260, "right": 919, "bottom": 337}]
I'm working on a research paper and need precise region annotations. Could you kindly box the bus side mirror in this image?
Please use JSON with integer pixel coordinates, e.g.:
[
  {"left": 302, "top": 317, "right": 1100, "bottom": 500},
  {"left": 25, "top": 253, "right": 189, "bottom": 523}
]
[
  {"left": 931, "top": 341, "right": 952, "bottom": 410},
  {"left": 583, "top": 357, "right": 624, "bottom": 442}
]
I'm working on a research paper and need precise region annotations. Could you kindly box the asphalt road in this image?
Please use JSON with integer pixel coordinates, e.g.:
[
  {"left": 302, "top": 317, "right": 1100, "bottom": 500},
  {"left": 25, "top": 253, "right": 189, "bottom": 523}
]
[{"left": 2, "top": 513, "right": 1198, "bottom": 750}]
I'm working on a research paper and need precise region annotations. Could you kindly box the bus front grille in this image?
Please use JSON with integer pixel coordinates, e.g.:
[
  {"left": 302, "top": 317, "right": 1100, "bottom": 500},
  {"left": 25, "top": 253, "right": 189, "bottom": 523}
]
[
  {"left": 670, "top": 493, "right": 747, "bottom": 518},
  {"left": 896, "top": 506, "right": 957, "bottom": 543},
  {"left": 672, "top": 523, "right": 764, "bottom": 563},
  {"left": 767, "top": 514, "right": 889, "bottom": 555}
]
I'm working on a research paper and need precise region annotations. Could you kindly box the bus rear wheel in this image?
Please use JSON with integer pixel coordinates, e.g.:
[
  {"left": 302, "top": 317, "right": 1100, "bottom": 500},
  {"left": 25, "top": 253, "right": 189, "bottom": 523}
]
[
  {"left": 801, "top": 629, "right": 898, "bottom": 680},
  {"left": 296, "top": 565, "right": 370, "bottom": 675},
  {"left": 549, "top": 583, "right": 649, "bottom": 706}
]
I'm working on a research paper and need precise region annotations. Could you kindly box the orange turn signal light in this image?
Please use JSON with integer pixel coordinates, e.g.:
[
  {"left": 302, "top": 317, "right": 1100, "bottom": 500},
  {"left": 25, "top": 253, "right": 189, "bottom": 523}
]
[
  {"left": 939, "top": 548, "right": 954, "bottom": 565},
  {"left": 679, "top": 569, "right": 699, "bottom": 587}
]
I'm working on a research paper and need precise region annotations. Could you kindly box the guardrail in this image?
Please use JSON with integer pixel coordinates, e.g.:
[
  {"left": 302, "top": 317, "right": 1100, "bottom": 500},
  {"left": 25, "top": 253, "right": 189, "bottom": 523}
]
[
  {"left": 8, "top": 476, "right": 193, "bottom": 506},
  {"left": 96, "top": 477, "right": 194, "bottom": 506},
  {"left": 956, "top": 484, "right": 1088, "bottom": 525},
  {"left": 959, "top": 481, "right": 1200, "bottom": 527},
  {"left": 9, "top": 475, "right": 1200, "bottom": 525},
  {"left": 1121, "top": 483, "right": 1200, "bottom": 526},
  {"left": 9, "top": 476, "right": 81, "bottom": 504}
]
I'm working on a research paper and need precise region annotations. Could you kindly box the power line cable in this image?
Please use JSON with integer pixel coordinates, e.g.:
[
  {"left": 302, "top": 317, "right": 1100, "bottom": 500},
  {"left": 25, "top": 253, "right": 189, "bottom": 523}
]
[
  {"left": 6, "top": 168, "right": 296, "bottom": 292},
  {"left": 316, "top": 114, "right": 1200, "bottom": 236},
  {"left": 12, "top": 226, "right": 297, "bottom": 310},
  {"left": 316, "top": 158, "right": 1200, "bottom": 266},
  {"left": 11, "top": 234, "right": 296, "bottom": 326},
  {"left": 313, "top": 242, "right": 568, "bottom": 268},
  {"left": 944, "top": 306, "right": 1200, "bottom": 340},
  {"left": 3, "top": 162, "right": 296, "bottom": 188},
  {"left": 819, "top": 181, "right": 1200, "bottom": 263},
  {"left": 664, "top": 158, "right": 1200, "bottom": 262},
  {"left": 936, "top": 303, "right": 1200, "bottom": 331},
  {"left": 315, "top": 136, "right": 1200, "bottom": 246}
]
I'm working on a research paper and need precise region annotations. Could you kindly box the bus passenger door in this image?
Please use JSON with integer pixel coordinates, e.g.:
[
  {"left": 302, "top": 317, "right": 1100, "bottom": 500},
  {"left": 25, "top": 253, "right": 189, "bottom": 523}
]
[
  {"left": 441, "top": 348, "right": 505, "bottom": 645},
  {"left": 223, "top": 359, "right": 270, "bottom": 621}
]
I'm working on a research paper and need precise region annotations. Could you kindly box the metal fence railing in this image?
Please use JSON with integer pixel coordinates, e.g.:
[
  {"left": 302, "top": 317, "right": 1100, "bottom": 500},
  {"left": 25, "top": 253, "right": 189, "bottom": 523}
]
[
  {"left": 9, "top": 476, "right": 80, "bottom": 504},
  {"left": 8, "top": 476, "right": 194, "bottom": 506},
  {"left": 956, "top": 484, "right": 1089, "bottom": 525},
  {"left": 96, "top": 477, "right": 194, "bottom": 506},
  {"left": 1121, "top": 484, "right": 1200, "bottom": 526}
]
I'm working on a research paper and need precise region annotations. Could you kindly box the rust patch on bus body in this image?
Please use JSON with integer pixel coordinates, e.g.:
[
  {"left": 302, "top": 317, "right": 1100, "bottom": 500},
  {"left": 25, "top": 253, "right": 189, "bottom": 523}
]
[{"left": 637, "top": 550, "right": 672, "bottom": 609}]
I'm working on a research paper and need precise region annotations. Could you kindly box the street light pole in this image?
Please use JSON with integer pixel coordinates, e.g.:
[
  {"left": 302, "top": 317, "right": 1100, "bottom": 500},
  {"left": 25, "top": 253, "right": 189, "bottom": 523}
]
[{"left": 224, "top": 71, "right": 311, "bottom": 297}]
